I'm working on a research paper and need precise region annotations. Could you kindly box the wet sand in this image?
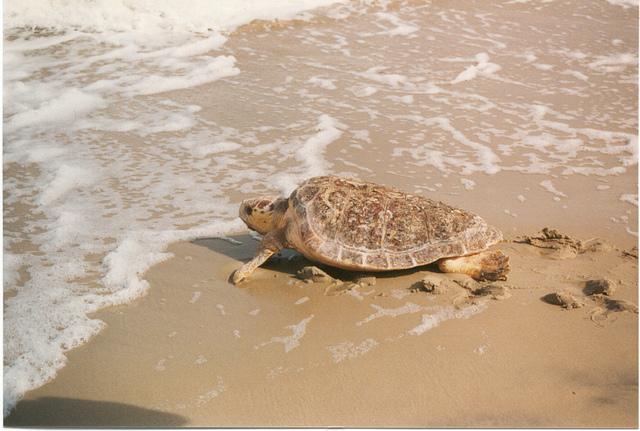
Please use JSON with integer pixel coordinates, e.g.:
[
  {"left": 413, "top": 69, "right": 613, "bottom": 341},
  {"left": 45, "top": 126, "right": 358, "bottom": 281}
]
[
  {"left": 6, "top": 228, "right": 638, "bottom": 427},
  {"left": 4, "top": 0, "right": 638, "bottom": 427}
]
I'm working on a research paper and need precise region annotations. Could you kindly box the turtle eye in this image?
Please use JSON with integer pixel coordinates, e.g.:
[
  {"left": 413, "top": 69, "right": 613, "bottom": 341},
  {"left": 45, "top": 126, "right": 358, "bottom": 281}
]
[{"left": 245, "top": 206, "right": 253, "bottom": 216}]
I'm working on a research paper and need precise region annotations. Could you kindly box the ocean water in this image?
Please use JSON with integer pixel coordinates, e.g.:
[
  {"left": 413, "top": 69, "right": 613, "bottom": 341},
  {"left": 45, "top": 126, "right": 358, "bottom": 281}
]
[{"left": 3, "top": 0, "right": 638, "bottom": 416}]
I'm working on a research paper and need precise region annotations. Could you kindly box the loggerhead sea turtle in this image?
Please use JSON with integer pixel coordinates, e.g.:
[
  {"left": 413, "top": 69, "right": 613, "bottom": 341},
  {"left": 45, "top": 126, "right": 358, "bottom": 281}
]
[{"left": 232, "top": 175, "right": 508, "bottom": 284}]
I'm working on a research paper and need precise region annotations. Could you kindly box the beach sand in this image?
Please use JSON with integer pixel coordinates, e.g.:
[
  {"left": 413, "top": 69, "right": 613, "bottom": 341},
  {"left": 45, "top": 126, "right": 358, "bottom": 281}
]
[
  {"left": 6, "top": 228, "right": 638, "bottom": 427},
  {"left": 3, "top": 0, "right": 638, "bottom": 427}
]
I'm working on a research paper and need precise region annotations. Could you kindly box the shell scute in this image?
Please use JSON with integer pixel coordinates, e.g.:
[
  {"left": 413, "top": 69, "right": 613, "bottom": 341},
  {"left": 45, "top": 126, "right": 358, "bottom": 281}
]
[
  {"left": 339, "top": 247, "right": 364, "bottom": 266},
  {"left": 388, "top": 252, "right": 414, "bottom": 268},
  {"left": 365, "top": 251, "right": 389, "bottom": 269},
  {"left": 295, "top": 184, "right": 320, "bottom": 204},
  {"left": 289, "top": 176, "right": 501, "bottom": 270},
  {"left": 308, "top": 196, "right": 339, "bottom": 234},
  {"left": 336, "top": 187, "right": 386, "bottom": 250},
  {"left": 318, "top": 240, "right": 339, "bottom": 259},
  {"left": 383, "top": 196, "right": 426, "bottom": 251}
]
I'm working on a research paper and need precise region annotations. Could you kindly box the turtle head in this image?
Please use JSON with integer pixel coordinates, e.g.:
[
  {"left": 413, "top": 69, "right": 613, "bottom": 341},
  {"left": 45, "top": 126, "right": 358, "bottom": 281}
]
[{"left": 239, "top": 196, "right": 288, "bottom": 235}]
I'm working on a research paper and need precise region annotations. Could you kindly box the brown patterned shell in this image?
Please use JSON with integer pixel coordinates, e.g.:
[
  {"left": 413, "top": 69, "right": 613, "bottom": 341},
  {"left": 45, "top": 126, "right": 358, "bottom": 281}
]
[{"left": 287, "top": 176, "right": 503, "bottom": 271}]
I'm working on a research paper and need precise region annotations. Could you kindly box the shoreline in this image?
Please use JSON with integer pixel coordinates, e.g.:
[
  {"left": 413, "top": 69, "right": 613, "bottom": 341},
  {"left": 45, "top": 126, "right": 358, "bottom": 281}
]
[
  {"left": 3, "top": 0, "right": 637, "bottom": 424},
  {"left": 6, "top": 227, "right": 638, "bottom": 427}
]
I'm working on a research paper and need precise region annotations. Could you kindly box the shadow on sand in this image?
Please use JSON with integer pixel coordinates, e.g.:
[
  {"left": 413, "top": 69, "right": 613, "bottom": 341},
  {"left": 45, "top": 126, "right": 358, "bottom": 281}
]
[
  {"left": 4, "top": 397, "right": 188, "bottom": 427},
  {"left": 192, "top": 233, "right": 437, "bottom": 282}
]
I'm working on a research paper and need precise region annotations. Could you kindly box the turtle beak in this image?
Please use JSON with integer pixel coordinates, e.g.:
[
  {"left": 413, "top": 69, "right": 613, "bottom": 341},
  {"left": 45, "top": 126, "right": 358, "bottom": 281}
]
[{"left": 239, "top": 199, "right": 254, "bottom": 224}]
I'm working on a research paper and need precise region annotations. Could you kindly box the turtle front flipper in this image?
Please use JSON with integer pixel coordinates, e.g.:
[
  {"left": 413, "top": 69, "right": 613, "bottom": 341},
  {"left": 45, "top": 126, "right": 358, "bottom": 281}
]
[
  {"left": 437, "top": 250, "right": 509, "bottom": 281},
  {"left": 231, "top": 230, "right": 286, "bottom": 285}
]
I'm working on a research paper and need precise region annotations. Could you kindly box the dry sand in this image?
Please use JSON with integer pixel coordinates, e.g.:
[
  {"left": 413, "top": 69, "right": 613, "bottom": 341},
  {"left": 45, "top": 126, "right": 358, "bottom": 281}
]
[{"left": 6, "top": 228, "right": 638, "bottom": 427}]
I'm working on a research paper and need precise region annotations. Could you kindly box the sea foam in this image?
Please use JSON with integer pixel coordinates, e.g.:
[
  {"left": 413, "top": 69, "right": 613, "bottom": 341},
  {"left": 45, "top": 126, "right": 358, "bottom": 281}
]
[
  {"left": 4, "top": 0, "right": 637, "bottom": 417},
  {"left": 408, "top": 304, "right": 487, "bottom": 336},
  {"left": 4, "top": 1, "right": 347, "bottom": 416},
  {"left": 5, "top": 0, "right": 346, "bottom": 34},
  {"left": 256, "top": 315, "right": 315, "bottom": 353}
]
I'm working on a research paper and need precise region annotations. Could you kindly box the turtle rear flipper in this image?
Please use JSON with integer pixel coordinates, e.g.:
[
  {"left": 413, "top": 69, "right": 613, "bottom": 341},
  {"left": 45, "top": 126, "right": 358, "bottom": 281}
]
[{"left": 437, "top": 250, "right": 510, "bottom": 281}]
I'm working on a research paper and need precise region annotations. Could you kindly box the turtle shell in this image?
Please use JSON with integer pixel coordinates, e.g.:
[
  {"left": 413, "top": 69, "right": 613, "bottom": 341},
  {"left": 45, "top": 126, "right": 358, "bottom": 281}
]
[{"left": 287, "top": 176, "right": 502, "bottom": 270}]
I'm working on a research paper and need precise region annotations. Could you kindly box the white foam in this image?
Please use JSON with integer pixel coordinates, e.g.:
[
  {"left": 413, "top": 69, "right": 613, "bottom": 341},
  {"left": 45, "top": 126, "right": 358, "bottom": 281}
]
[
  {"left": 539, "top": 180, "right": 567, "bottom": 198},
  {"left": 273, "top": 114, "right": 345, "bottom": 195},
  {"left": 300, "top": 114, "right": 345, "bottom": 173},
  {"left": 533, "top": 63, "right": 554, "bottom": 71},
  {"left": 155, "top": 358, "right": 167, "bottom": 371},
  {"left": 588, "top": 53, "right": 638, "bottom": 73},
  {"left": 3, "top": 214, "right": 244, "bottom": 415},
  {"left": 125, "top": 56, "right": 240, "bottom": 95},
  {"left": 4, "top": 0, "right": 638, "bottom": 418},
  {"left": 374, "top": 12, "right": 419, "bottom": 36},
  {"left": 350, "top": 85, "right": 378, "bottom": 97},
  {"left": 101, "top": 240, "right": 169, "bottom": 301},
  {"left": 408, "top": 304, "right": 486, "bottom": 336},
  {"left": 136, "top": 34, "right": 228, "bottom": 58},
  {"left": 390, "top": 288, "right": 412, "bottom": 300},
  {"left": 308, "top": 76, "right": 337, "bottom": 90},
  {"left": 2, "top": 31, "right": 268, "bottom": 399},
  {"left": 605, "top": 0, "right": 639, "bottom": 8},
  {"left": 256, "top": 315, "right": 314, "bottom": 353},
  {"left": 460, "top": 178, "right": 476, "bottom": 190},
  {"left": 3, "top": 32, "right": 81, "bottom": 51},
  {"left": 191, "top": 141, "right": 243, "bottom": 158},
  {"left": 327, "top": 338, "right": 379, "bottom": 363},
  {"left": 5, "top": 88, "right": 106, "bottom": 134},
  {"left": 189, "top": 291, "right": 202, "bottom": 304},
  {"left": 388, "top": 94, "right": 414, "bottom": 104},
  {"left": 474, "top": 344, "right": 489, "bottom": 355},
  {"left": 352, "top": 129, "right": 371, "bottom": 143},
  {"left": 295, "top": 296, "right": 310, "bottom": 305},
  {"left": 195, "top": 376, "right": 225, "bottom": 406},
  {"left": 520, "top": 134, "right": 584, "bottom": 159},
  {"left": 512, "top": 106, "right": 638, "bottom": 177},
  {"left": 5, "top": 0, "right": 346, "bottom": 34},
  {"left": 39, "top": 164, "right": 101, "bottom": 206},
  {"left": 620, "top": 194, "right": 638, "bottom": 206},
  {"left": 359, "top": 66, "right": 407, "bottom": 88},
  {"left": 3, "top": 253, "right": 23, "bottom": 289},
  {"left": 22, "top": 146, "right": 68, "bottom": 164},
  {"left": 451, "top": 53, "right": 501, "bottom": 84},
  {"left": 423, "top": 116, "right": 501, "bottom": 174},
  {"left": 504, "top": 209, "right": 518, "bottom": 218},
  {"left": 356, "top": 303, "right": 423, "bottom": 326},
  {"left": 562, "top": 70, "right": 589, "bottom": 81}
]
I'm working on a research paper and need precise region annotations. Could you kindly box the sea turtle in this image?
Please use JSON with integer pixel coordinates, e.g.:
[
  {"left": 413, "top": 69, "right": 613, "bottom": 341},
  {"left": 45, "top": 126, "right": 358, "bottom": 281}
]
[{"left": 231, "top": 175, "right": 508, "bottom": 284}]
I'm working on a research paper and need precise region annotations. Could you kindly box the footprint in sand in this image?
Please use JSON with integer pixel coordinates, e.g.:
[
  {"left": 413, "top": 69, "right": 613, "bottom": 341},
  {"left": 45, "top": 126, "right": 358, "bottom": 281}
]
[
  {"left": 410, "top": 274, "right": 455, "bottom": 295},
  {"left": 583, "top": 279, "right": 617, "bottom": 296},
  {"left": 543, "top": 279, "right": 638, "bottom": 322},
  {"left": 515, "top": 227, "right": 612, "bottom": 260},
  {"left": 588, "top": 295, "right": 639, "bottom": 325},
  {"left": 622, "top": 246, "right": 638, "bottom": 259},
  {"left": 472, "top": 284, "right": 512, "bottom": 300},
  {"left": 542, "top": 290, "right": 585, "bottom": 309},
  {"left": 411, "top": 273, "right": 512, "bottom": 308}
]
